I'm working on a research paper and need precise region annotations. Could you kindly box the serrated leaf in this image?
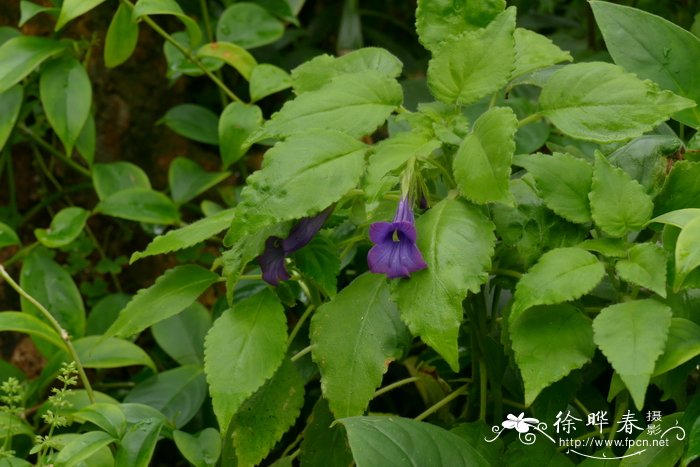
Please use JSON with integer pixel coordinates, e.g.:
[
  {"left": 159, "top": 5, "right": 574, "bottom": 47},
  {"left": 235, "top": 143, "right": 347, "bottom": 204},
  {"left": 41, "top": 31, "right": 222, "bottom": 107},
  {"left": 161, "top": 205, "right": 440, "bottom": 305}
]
[
  {"left": 311, "top": 274, "right": 409, "bottom": 418},
  {"left": 160, "top": 104, "right": 219, "bottom": 145},
  {"left": 105, "top": 3, "right": 139, "bottom": 68},
  {"left": 168, "top": 157, "right": 229, "bottom": 205},
  {"left": 453, "top": 106, "right": 517, "bottom": 204},
  {"left": 615, "top": 243, "right": 667, "bottom": 297},
  {"left": 173, "top": 428, "right": 220, "bottom": 467},
  {"left": 291, "top": 48, "right": 402, "bottom": 94},
  {"left": 257, "top": 71, "right": 402, "bottom": 140},
  {"left": 152, "top": 302, "right": 210, "bottom": 366},
  {"left": 231, "top": 359, "right": 304, "bottom": 467},
  {"left": 540, "top": 62, "right": 695, "bottom": 142},
  {"left": 511, "top": 304, "right": 595, "bottom": 405},
  {"left": 0, "top": 85, "right": 22, "bottom": 152},
  {"left": 608, "top": 135, "right": 681, "bottom": 196},
  {"left": 416, "top": 0, "right": 505, "bottom": 52},
  {"left": 593, "top": 299, "right": 672, "bottom": 409},
  {"left": 654, "top": 161, "right": 700, "bottom": 215},
  {"left": 196, "top": 42, "right": 257, "bottom": 80},
  {"left": 0, "top": 311, "right": 65, "bottom": 350},
  {"left": 513, "top": 152, "right": 592, "bottom": 224},
  {"left": 675, "top": 215, "right": 700, "bottom": 289},
  {"left": 73, "top": 336, "right": 156, "bottom": 371},
  {"left": 291, "top": 235, "right": 340, "bottom": 298},
  {"left": 133, "top": 0, "right": 201, "bottom": 47},
  {"left": 225, "top": 130, "right": 365, "bottom": 242},
  {"left": 427, "top": 8, "right": 515, "bottom": 105},
  {"left": 250, "top": 64, "right": 291, "bottom": 102},
  {"left": 40, "top": 57, "right": 92, "bottom": 155},
  {"left": 299, "top": 398, "right": 353, "bottom": 467},
  {"left": 590, "top": 151, "right": 653, "bottom": 237},
  {"left": 56, "top": 0, "right": 107, "bottom": 30},
  {"left": 216, "top": 3, "right": 284, "bottom": 49},
  {"left": 92, "top": 162, "right": 151, "bottom": 200},
  {"left": 0, "top": 36, "right": 67, "bottom": 93},
  {"left": 219, "top": 102, "right": 262, "bottom": 168},
  {"left": 0, "top": 222, "right": 20, "bottom": 248},
  {"left": 396, "top": 199, "right": 495, "bottom": 370},
  {"left": 591, "top": 1, "right": 700, "bottom": 128},
  {"left": 131, "top": 209, "right": 235, "bottom": 263},
  {"left": 204, "top": 289, "right": 287, "bottom": 433},
  {"left": 124, "top": 365, "right": 207, "bottom": 428},
  {"left": 34, "top": 207, "right": 89, "bottom": 248},
  {"left": 54, "top": 431, "right": 115, "bottom": 467},
  {"left": 339, "top": 416, "right": 490, "bottom": 467},
  {"left": 511, "top": 247, "right": 604, "bottom": 323},
  {"left": 512, "top": 28, "right": 572, "bottom": 79},
  {"left": 654, "top": 318, "right": 700, "bottom": 377},
  {"left": 105, "top": 265, "right": 218, "bottom": 338},
  {"left": 94, "top": 188, "right": 179, "bottom": 225}
]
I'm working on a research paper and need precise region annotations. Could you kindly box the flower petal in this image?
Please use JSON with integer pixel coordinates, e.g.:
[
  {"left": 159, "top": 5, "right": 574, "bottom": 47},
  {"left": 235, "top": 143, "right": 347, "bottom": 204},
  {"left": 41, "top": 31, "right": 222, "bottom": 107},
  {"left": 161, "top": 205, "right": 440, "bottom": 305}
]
[
  {"left": 282, "top": 206, "right": 333, "bottom": 253},
  {"left": 393, "top": 197, "right": 415, "bottom": 224},
  {"left": 258, "top": 237, "right": 289, "bottom": 286},
  {"left": 369, "top": 222, "right": 395, "bottom": 244}
]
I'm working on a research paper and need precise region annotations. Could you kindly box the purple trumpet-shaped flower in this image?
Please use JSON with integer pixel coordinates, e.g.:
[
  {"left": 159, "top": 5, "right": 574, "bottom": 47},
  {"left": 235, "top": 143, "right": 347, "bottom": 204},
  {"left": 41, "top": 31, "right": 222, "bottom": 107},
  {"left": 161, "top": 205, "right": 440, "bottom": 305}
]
[
  {"left": 367, "top": 197, "right": 427, "bottom": 279},
  {"left": 258, "top": 206, "right": 334, "bottom": 286}
]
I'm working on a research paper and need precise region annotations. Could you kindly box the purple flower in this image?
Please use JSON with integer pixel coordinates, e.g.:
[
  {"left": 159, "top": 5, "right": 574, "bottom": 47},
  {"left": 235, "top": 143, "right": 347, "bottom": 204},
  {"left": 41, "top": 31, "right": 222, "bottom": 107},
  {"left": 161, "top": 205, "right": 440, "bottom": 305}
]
[
  {"left": 367, "top": 198, "right": 427, "bottom": 279},
  {"left": 258, "top": 206, "right": 334, "bottom": 286}
]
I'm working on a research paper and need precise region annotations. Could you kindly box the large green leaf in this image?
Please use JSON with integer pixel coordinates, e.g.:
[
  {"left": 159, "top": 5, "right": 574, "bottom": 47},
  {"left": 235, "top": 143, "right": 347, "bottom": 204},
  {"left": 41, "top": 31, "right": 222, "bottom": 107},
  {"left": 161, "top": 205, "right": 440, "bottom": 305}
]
[
  {"left": 675, "top": 215, "right": 700, "bottom": 289},
  {"left": 0, "top": 222, "right": 19, "bottom": 248},
  {"left": 204, "top": 289, "right": 287, "bottom": 433},
  {"left": 615, "top": 243, "right": 667, "bottom": 297},
  {"left": 0, "top": 85, "right": 22, "bottom": 151},
  {"left": 160, "top": 104, "right": 219, "bottom": 145},
  {"left": 590, "top": 151, "right": 653, "bottom": 237},
  {"left": 152, "top": 302, "right": 210, "bottom": 366},
  {"left": 339, "top": 416, "right": 490, "bottom": 467},
  {"left": 114, "top": 405, "right": 165, "bottom": 467},
  {"left": 168, "top": 157, "right": 229, "bottom": 205},
  {"left": 219, "top": 102, "right": 262, "bottom": 168},
  {"left": 654, "top": 161, "right": 700, "bottom": 215},
  {"left": 593, "top": 299, "right": 672, "bottom": 409},
  {"left": 104, "top": 3, "right": 139, "bottom": 68},
  {"left": 19, "top": 2, "right": 58, "bottom": 27},
  {"left": 125, "top": 365, "right": 207, "bottom": 428},
  {"left": 173, "top": 429, "right": 220, "bottom": 467},
  {"left": 249, "top": 64, "right": 291, "bottom": 102},
  {"left": 105, "top": 265, "right": 218, "bottom": 338},
  {"left": 511, "top": 247, "right": 604, "bottom": 323},
  {"left": 395, "top": 199, "right": 496, "bottom": 370},
  {"left": 620, "top": 413, "right": 684, "bottom": 467},
  {"left": 311, "top": 274, "right": 409, "bottom": 418},
  {"left": 650, "top": 208, "right": 700, "bottom": 229},
  {"left": 540, "top": 62, "right": 694, "bottom": 142},
  {"left": 415, "top": 0, "right": 505, "bottom": 52},
  {"left": 133, "top": 0, "right": 201, "bottom": 47},
  {"left": 513, "top": 152, "right": 592, "bottom": 224},
  {"left": 54, "top": 431, "right": 115, "bottom": 467},
  {"left": 512, "top": 28, "right": 572, "bottom": 79},
  {"left": 453, "top": 106, "right": 517, "bottom": 204},
  {"left": 225, "top": 130, "right": 365, "bottom": 242},
  {"left": 131, "top": 209, "right": 235, "bottom": 263},
  {"left": 654, "top": 318, "right": 700, "bottom": 376},
  {"left": 216, "top": 3, "right": 283, "bottom": 49},
  {"left": 34, "top": 207, "right": 89, "bottom": 248},
  {"left": 94, "top": 188, "right": 179, "bottom": 225},
  {"left": 73, "top": 336, "right": 156, "bottom": 371},
  {"left": 92, "top": 162, "right": 151, "bottom": 200},
  {"left": 256, "top": 71, "right": 402, "bottom": 140},
  {"left": 608, "top": 135, "right": 680, "bottom": 197},
  {"left": 427, "top": 8, "right": 515, "bottom": 105},
  {"left": 0, "top": 36, "right": 66, "bottom": 93},
  {"left": 56, "top": 0, "right": 107, "bottom": 29},
  {"left": 230, "top": 359, "right": 304, "bottom": 467},
  {"left": 0, "top": 410, "right": 35, "bottom": 438},
  {"left": 299, "top": 399, "right": 353, "bottom": 467},
  {"left": 86, "top": 293, "right": 130, "bottom": 335},
  {"left": 292, "top": 235, "right": 340, "bottom": 298},
  {"left": 40, "top": 57, "right": 92, "bottom": 155},
  {"left": 0, "top": 311, "right": 65, "bottom": 350},
  {"left": 196, "top": 42, "right": 257, "bottom": 80},
  {"left": 74, "top": 403, "right": 127, "bottom": 439},
  {"left": 511, "top": 304, "right": 595, "bottom": 405},
  {"left": 591, "top": 1, "right": 700, "bottom": 128}
]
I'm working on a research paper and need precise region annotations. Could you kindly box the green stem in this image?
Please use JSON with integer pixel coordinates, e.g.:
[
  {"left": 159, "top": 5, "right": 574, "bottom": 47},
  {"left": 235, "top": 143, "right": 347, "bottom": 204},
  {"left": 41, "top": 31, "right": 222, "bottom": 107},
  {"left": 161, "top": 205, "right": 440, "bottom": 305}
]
[
  {"left": 0, "top": 266, "right": 96, "bottom": 404},
  {"left": 608, "top": 392, "right": 628, "bottom": 441},
  {"left": 492, "top": 268, "right": 523, "bottom": 279},
  {"left": 3, "top": 243, "right": 37, "bottom": 268},
  {"left": 373, "top": 376, "right": 421, "bottom": 399},
  {"left": 198, "top": 0, "right": 228, "bottom": 108},
  {"left": 287, "top": 304, "right": 315, "bottom": 347},
  {"left": 290, "top": 345, "right": 312, "bottom": 362},
  {"left": 414, "top": 384, "right": 469, "bottom": 421},
  {"left": 518, "top": 113, "right": 543, "bottom": 128},
  {"left": 502, "top": 398, "right": 527, "bottom": 410},
  {"left": 17, "top": 125, "right": 90, "bottom": 178},
  {"left": 238, "top": 274, "right": 262, "bottom": 281},
  {"left": 478, "top": 358, "right": 488, "bottom": 421}
]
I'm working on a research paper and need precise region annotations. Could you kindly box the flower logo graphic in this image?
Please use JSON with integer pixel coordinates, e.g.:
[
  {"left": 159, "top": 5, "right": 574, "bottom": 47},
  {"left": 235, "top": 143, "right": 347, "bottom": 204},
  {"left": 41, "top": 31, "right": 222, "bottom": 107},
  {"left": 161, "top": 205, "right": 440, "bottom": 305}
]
[{"left": 502, "top": 412, "right": 540, "bottom": 433}]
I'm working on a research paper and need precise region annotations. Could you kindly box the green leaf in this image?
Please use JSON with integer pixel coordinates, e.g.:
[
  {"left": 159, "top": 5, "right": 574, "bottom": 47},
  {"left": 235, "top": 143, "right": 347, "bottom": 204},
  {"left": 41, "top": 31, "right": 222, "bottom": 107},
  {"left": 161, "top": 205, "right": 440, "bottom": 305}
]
[
  {"left": 125, "top": 365, "right": 207, "bottom": 428},
  {"left": 590, "top": 151, "right": 653, "bottom": 237},
  {"left": 56, "top": 0, "right": 107, "bottom": 29},
  {"left": 19, "top": 2, "right": 58, "bottom": 27},
  {"left": 511, "top": 304, "right": 595, "bottom": 405},
  {"left": 196, "top": 42, "right": 257, "bottom": 80},
  {"left": 453, "top": 106, "right": 517, "bottom": 204},
  {"left": 650, "top": 208, "right": 700, "bottom": 229},
  {"left": 130, "top": 209, "right": 235, "bottom": 263},
  {"left": 608, "top": 135, "right": 681, "bottom": 196},
  {"left": 231, "top": 359, "right": 304, "bottom": 467},
  {"left": 173, "top": 428, "right": 221, "bottom": 467},
  {"left": 0, "top": 222, "right": 20, "bottom": 248},
  {"left": 20, "top": 249, "right": 85, "bottom": 350},
  {"left": 593, "top": 299, "right": 672, "bottom": 409},
  {"left": 152, "top": 302, "right": 210, "bottom": 366},
  {"left": 75, "top": 112, "right": 96, "bottom": 166},
  {"left": 620, "top": 413, "right": 684, "bottom": 467},
  {"left": 427, "top": 8, "right": 515, "bottom": 105},
  {"left": 94, "top": 188, "right": 179, "bottom": 225},
  {"left": 513, "top": 152, "right": 593, "bottom": 224},
  {"left": 92, "top": 162, "right": 151, "bottom": 200},
  {"left": 73, "top": 336, "right": 156, "bottom": 371},
  {"left": 615, "top": 243, "right": 667, "bottom": 297},
  {"left": 311, "top": 274, "right": 409, "bottom": 418},
  {"left": 0, "top": 36, "right": 67, "bottom": 93},
  {"left": 0, "top": 458, "right": 33, "bottom": 467},
  {"left": 216, "top": 2, "right": 284, "bottom": 49},
  {"left": 225, "top": 130, "right": 365, "bottom": 242},
  {"left": 0, "top": 85, "right": 22, "bottom": 152},
  {"left": 164, "top": 32, "right": 223, "bottom": 79},
  {"left": 204, "top": 289, "right": 287, "bottom": 433},
  {"left": 40, "top": 57, "right": 91, "bottom": 155},
  {"left": 160, "top": 104, "right": 219, "bottom": 145},
  {"left": 114, "top": 406, "right": 164, "bottom": 467},
  {"left": 512, "top": 28, "right": 572, "bottom": 79},
  {"left": 250, "top": 64, "right": 291, "bottom": 102},
  {"left": 0, "top": 311, "right": 65, "bottom": 350},
  {"left": 34, "top": 207, "right": 89, "bottom": 248},
  {"left": 86, "top": 293, "right": 130, "bottom": 335},
  {"left": 105, "top": 265, "right": 217, "bottom": 338},
  {"left": 396, "top": 199, "right": 496, "bottom": 370},
  {"left": 416, "top": 0, "right": 505, "bottom": 52},
  {"left": 74, "top": 403, "right": 127, "bottom": 439},
  {"left": 511, "top": 247, "right": 605, "bottom": 323},
  {"left": 133, "top": 0, "right": 201, "bottom": 48},
  {"left": 0, "top": 411, "right": 34, "bottom": 438},
  {"left": 54, "top": 431, "right": 114, "bottom": 467},
  {"left": 292, "top": 235, "right": 340, "bottom": 298},
  {"left": 257, "top": 71, "right": 402, "bottom": 140},
  {"left": 339, "top": 416, "right": 490, "bottom": 467},
  {"left": 654, "top": 161, "right": 700, "bottom": 215},
  {"left": 291, "top": 48, "right": 402, "bottom": 94},
  {"left": 299, "top": 399, "right": 353, "bottom": 467},
  {"left": 654, "top": 318, "right": 700, "bottom": 376},
  {"left": 591, "top": 1, "right": 700, "bottom": 128},
  {"left": 540, "top": 62, "right": 695, "bottom": 142},
  {"left": 104, "top": 3, "right": 139, "bottom": 68},
  {"left": 168, "top": 157, "right": 229, "bottom": 205},
  {"left": 675, "top": 215, "right": 700, "bottom": 289},
  {"left": 219, "top": 102, "right": 262, "bottom": 168}
]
